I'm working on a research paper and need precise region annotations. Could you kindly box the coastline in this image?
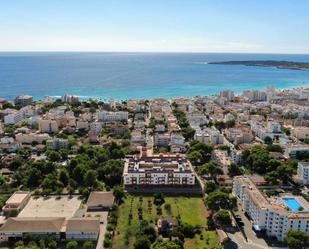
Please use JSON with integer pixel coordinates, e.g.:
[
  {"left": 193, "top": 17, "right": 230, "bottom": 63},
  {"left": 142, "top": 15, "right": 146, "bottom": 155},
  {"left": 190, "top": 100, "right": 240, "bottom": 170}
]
[{"left": 29, "top": 84, "right": 309, "bottom": 102}]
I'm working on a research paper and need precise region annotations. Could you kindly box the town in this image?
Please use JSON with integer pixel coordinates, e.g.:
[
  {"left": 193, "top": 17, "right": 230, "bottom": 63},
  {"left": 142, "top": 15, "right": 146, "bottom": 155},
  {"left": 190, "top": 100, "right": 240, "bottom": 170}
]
[{"left": 0, "top": 87, "right": 309, "bottom": 249}]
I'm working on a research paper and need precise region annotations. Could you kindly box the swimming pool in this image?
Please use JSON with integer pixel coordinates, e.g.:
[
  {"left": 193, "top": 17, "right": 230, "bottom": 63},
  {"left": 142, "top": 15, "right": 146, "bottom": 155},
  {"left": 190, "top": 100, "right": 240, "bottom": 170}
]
[{"left": 283, "top": 198, "right": 303, "bottom": 212}]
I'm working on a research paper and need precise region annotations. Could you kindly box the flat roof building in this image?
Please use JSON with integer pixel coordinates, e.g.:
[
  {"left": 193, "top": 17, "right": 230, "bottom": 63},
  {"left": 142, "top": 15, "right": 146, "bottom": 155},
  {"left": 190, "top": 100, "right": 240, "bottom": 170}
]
[
  {"left": 86, "top": 191, "right": 115, "bottom": 211},
  {"left": 123, "top": 154, "right": 195, "bottom": 187},
  {"left": 233, "top": 176, "right": 309, "bottom": 241}
]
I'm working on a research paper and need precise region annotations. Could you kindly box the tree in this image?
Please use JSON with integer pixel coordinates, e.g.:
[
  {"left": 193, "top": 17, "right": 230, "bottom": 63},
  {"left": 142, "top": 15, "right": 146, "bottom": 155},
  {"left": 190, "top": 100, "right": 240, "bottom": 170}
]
[
  {"left": 84, "top": 170, "right": 97, "bottom": 187},
  {"left": 228, "top": 163, "right": 243, "bottom": 176},
  {"left": 83, "top": 241, "right": 93, "bottom": 249},
  {"left": 215, "top": 209, "right": 232, "bottom": 226},
  {"left": 153, "top": 241, "right": 182, "bottom": 249},
  {"left": 276, "top": 164, "right": 294, "bottom": 184},
  {"left": 59, "top": 169, "right": 69, "bottom": 186},
  {"left": 266, "top": 144, "right": 283, "bottom": 153},
  {"left": 204, "top": 181, "right": 216, "bottom": 194},
  {"left": 154, "top": 193, "right": 165, "bottom": 206},
  {"left": 113, "top": 185, "right": 125, "bottom": 202},
  {"left": 47, "top": 150, "right": 61, "bottom": 162},
  {"left": 206, "top": 190, "right": 236, "bottom": 211},
  {"left": 264, "top": 136, "right": 273, "bottom": 145},
  {"left": 9, "top": 159, "right": 22, "bottom": 170},
  {"left": 134, "top": 236, "right": 151, "bottom": 249},
  {"left": 187, "top": 151, "right": 203, "bottom": 166},
  {"left": 198, "top": 162, "right": 223, "bottom": 179},
  {"left": 66, "top": 240, "right": 78, "bottom": 249},
  {"left": 187, "top": 141, "right": 213, "bottom": 165},
  {"left": 284, "top": 230, "right": 309, "bottom": 249},
  {"left": 182, "top": 127, "right": 195, "bottom": 141},
  {"left": 179, "top": 223, "right": 196, "bottom": 238},
  {"left": 265, "top": 171, "right": 279, "bottom": 185}
]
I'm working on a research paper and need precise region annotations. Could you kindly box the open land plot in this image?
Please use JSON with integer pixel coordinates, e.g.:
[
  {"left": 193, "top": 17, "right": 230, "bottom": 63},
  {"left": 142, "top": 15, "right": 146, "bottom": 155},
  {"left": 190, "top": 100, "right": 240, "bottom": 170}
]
[
  {"left": 112, "top": 195, "right": 221, "bottom": 249},
  {"left": 18, "top": 195, "right": 82, "bottom": 218}
]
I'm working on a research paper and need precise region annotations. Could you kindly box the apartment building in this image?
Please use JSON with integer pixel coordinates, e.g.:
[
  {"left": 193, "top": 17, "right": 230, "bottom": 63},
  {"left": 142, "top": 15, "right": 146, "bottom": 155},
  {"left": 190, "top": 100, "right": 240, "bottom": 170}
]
[
  {"left": 38, "top": 118, "right": 59, "bottom": 133},
  {"left": 97, "top": 111, "right": 128, "bottom": 122},
  {"left": 4, "top": 111, "right": 24, "bottom": 125},
  {"left": 46, "top": 138, "right": 69, "bottom": 150},
  {"left": 284, "top": 144, "right": 309, "bottom": 159},
  {"left": 123, "top": 154, "right": 195, "bottom": 187},
  {"left": 225, "top": 127, "right": 253, "bottom": 145},
  {"left": 154, "top": 133, "right": 170, "bottom": 147},
  {"left": 15, "top": 95, "right": 33, "bottom": 106},
  {"left": 297, "top": 161, "right": 309, "bottom": 185},
  {"left": 194, "top": 127, "right": 224, "bottom": 145},
  {"left": 233, "top": 176, "right": 309, "bottom": 241},
  {"left": 15, "top": 133, "right": 50, "bottom": 144}
]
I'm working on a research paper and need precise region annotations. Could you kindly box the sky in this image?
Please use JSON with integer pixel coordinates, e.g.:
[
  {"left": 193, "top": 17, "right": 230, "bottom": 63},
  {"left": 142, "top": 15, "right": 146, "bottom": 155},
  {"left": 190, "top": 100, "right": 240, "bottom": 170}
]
[{"left": 0, "top": 0, "right": 309, "bottom": 53}]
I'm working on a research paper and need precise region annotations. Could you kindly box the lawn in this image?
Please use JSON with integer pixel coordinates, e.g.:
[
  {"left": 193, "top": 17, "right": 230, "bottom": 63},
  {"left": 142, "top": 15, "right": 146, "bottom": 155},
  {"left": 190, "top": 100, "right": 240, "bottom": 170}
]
[{"left": 112, "top": 195, "right": 221, "bottom": 249}]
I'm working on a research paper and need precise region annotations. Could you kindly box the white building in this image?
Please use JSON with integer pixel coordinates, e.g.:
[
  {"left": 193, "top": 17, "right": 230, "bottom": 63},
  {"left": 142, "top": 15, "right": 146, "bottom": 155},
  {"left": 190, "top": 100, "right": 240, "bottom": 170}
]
[
  {"left": 195, "top": 127, "right": 224, "bottom": 145},
  {"left": 123, "top": 154, "right": 195, "bottom": 186},
  {"left": 46, "top": 138, "right": 68, "bottom": 150},
  {"left": 233, "top": 176, "right": 309, "bottom": 241},
  {"left": 4, "top": 112, "right": 24, "bottom": 125},
  {"left": 97, "top": 111, "right": 128, "bottom": 122},
  {"left": 220, "top": 90, "right": 235, "bottom": 101},
  {"left": 90, "top": 122, "right": 102, "bottom": 133},
  {"left": 284, "top": 144, "right": 309, "bottom": 159},
  {"left": 297, "top": 161, "right": 309, "bottom": 185},
  {"left": 154, "top": 133, "right": 170, "bottom": 147}
]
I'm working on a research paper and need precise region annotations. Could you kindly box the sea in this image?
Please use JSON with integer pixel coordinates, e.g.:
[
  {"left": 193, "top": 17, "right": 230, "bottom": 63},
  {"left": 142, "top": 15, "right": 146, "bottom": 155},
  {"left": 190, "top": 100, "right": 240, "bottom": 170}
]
[{"left": 1, "top": 52, "right": 309, "bottom": 101}]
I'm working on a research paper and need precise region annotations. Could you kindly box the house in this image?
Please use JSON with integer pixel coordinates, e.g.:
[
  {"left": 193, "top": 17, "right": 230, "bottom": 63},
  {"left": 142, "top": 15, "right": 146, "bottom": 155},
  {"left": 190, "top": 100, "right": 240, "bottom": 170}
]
[
  {"left": 86, "top": 191, "right": 115, "bottom": 211},
  {"left": 157, "top": 217, "right": 178, "bottom": 236}
]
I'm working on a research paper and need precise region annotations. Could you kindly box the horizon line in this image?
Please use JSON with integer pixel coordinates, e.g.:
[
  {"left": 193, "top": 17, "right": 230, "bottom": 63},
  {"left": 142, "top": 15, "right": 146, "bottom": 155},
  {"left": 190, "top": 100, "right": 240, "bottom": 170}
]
[{"left": 1, "top": 50, "right": 309, "bottom": 56}]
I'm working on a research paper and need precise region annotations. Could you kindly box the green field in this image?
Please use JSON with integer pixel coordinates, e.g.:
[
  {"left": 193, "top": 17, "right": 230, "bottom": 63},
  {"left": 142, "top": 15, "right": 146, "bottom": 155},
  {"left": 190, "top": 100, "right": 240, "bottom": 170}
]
[{"left": 112, "top": 195, "right": 221, "bottom": 249}]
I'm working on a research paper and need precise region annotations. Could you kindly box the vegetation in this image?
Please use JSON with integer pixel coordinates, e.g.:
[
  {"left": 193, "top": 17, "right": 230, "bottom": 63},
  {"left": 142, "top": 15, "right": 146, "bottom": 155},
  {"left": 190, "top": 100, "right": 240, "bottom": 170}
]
[
  {"left": 112, "top": 195, "right": 220, "bottom": 249},
  {"left": 187, "top": 141, "right": 213, "bottom": 166},
  {"left": 10, "top": 143, "right": 128, "bottom": 195},
  {"left": 205, "top": 190, "right": 237, "bottom": 211},
  {"left": 214, "top": 209, "right": 231, "bottom": 226},
  {"left": 284, "top": 230, "right": 309, "bottom": 249},
  {"left": 172, "top": 109, "right": 195, "bottom": 141},
  {"left": 241, "top": 146, "right": 295, "bottom": 184}
]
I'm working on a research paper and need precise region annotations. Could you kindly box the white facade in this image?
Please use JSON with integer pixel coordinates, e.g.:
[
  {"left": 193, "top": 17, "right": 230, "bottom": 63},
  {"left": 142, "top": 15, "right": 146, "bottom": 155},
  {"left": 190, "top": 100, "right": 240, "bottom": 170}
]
[
  {"left": 297, "top": 161, "right": 309, "bottom": 185},
  {"left": 4, "top": 112, "right": 24, "bottom": 125},
  {"left": 233, "top": 176, "right": 309, "bottom": 241},
  {"left": 46, "top": 138, "right": 68, "bottom": 150},
  {"left": 195, "top": 127, "right": 224, "bottom": 145},
  {"left": 97, "top": 111, "right": 128, "bottom": 122},
  {"left": 123, "top": 155, "right": 195, "bottom": 186}
]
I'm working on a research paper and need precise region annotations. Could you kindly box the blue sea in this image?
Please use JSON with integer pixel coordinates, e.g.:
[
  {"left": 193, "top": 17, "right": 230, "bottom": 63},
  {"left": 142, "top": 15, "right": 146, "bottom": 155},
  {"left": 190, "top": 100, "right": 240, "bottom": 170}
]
[{"left": 1, "top": 52, "right": 309, "bottom": 101}]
